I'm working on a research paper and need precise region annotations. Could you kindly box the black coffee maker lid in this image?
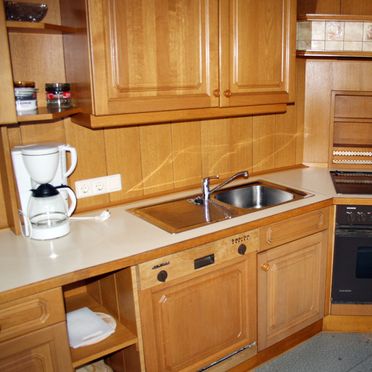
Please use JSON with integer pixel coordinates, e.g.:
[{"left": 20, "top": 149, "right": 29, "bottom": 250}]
[{"left": 31, "top": 183, "right": 59, "bottom": 197}]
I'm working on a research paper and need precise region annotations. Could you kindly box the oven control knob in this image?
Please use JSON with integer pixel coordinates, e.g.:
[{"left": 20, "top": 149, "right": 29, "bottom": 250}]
[
  {"left": 346, "top": 211, "right": 355, "bottom": 224},
  {"left": 157, "top": 270, "right": 168, "bottom": 282},
  {"left": 357, "top": 211, "right": 367, "bottom": 222}
]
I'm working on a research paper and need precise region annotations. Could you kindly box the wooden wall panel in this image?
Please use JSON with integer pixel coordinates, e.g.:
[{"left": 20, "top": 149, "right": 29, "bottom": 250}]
[
  {"left": 295, "top": 59, "right": 306, "bottom": 165},
  {"left": 252, "top": 115, "right": 276, "bottom": 172},
  {"left": 275, "top": 106, "right": 298, "bottom": 168},
  {"left": 303, "top": 60, "right": 372, "bottom": 165},
  {"left": 201, "top": 117, "right": 253, "bottom": 179},
  {"left": 297, "top": 0, "right": 340, "bottom": 17},
  {"left": 341, "top": 0, "right": 372, "bottom": 15},
  {"left": 171, "top": 121, "right": 202, "bottom": 189},
  {"left": 303, "top": 60, "right": 333, "bottom": 165},
  {"left": 104, "top": 127, "right": 143, "bottom": 201},
  {"left": 64, "top": 119, "right": 109, "bottom": 208},
  {"left": 139, "top": 124, "right": 174, "bottom": 195}
]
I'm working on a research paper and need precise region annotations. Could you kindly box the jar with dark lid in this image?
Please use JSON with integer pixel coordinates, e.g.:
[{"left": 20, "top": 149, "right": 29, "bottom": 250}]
[
  {"left": 45, "top": 83, "right": 72, "bottom": 109},
  {"left": 14, "top": 81, "right": 37, "bottom": 114}
]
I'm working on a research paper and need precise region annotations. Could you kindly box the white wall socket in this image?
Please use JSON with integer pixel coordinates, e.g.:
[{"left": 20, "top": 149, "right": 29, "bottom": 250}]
[{"left": 75, "top": 174, "right": 122, "bottom": 199}]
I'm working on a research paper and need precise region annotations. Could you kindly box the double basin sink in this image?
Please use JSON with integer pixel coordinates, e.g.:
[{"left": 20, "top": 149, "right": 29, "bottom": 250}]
[{"left": 132, "top": 180, "right": 312, "bottom": 233}]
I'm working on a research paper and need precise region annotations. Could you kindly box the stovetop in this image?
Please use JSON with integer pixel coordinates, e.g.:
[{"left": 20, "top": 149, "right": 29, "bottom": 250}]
[{"left": 330, "top": 171, "right": 372, "bottom": 194}]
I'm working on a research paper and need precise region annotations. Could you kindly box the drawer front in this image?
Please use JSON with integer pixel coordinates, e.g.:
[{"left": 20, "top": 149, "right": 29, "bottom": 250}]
[
  {"left": 259, "top": 207, "right": 329, "bottom": 251},
  {"left": 137, "top": 229, "right": 259, "bottom": 290},
  {"left": 0, "top": 288, "right": 65, "bottom": 342}
]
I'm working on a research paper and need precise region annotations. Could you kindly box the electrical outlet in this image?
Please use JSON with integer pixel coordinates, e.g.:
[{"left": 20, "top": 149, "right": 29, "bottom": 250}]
[{"left": 75, "top": 174, "right": 122, "bottom": 199}]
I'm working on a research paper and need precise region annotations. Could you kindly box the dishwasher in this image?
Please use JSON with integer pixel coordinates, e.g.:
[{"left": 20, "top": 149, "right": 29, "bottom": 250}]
[{"left": 135, "top": 230, "right": 258, "bottom": 372}]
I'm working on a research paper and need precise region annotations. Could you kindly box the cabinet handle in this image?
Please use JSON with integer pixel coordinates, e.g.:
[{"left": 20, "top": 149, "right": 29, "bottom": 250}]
[
  {"left": 223, "top": 89, "right": 232, "bottom": 97},
  {"left": 266, "top": 227, "right": 273, "bottom": 245},
  {"left": 238, "top": 244, "right": 247, "bottom": 255},
  {"left": 213, "top": 89, "right": 220, "bottom": 97},
  {"left": 318, "top": 212, "right": 324, "bottom": 228},
  {"left": 157, "top": 270, "right": 168, "bottom": 282},
  {"left": 261, "top": 263, "right": 270, "bottom": 272}
]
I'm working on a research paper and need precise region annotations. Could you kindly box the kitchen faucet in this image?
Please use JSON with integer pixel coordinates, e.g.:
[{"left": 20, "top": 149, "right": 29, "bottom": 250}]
[{"left": 201, "top": 170, "right": 249, "bottom": 201}]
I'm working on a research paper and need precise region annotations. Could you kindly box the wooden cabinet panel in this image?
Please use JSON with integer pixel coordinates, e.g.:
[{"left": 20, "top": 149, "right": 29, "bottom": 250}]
[
  {"left": 219, "top": 0, "right": 295, "bottom": 107},
  {"left": 87, "top": 0, "right": 219, "bottom": 115},
  {"left": 341, "top": 0, "right": 372, "bottom": 15},
  {"left": 0, "top": 322, "right": 72, "bottom": 372},
  {"left": 258, "top": 231, "right": 328, "bottom": 350},
  {"left": 0, "top": 288, "right": 65, "bottom": 342},
  {"left": 297, "top": 0, "right": 340, "bottom": 17},
  {"left": 0, "top": 1, "right": 16, "bottom": 125},
  {"left": 260, "top": 208, "right": 329, "bottom": 251}
]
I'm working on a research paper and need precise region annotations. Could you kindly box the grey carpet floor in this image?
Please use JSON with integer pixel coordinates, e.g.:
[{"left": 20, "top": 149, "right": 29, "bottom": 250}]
[{"left": 255, "top": 332, "right": 372, "bottom": 372}]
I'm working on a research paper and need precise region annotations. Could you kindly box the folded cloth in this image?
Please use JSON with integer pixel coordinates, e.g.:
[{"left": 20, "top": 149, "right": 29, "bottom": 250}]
[{"left": 67, "top": 307, "right": 115, "bottom": 348}]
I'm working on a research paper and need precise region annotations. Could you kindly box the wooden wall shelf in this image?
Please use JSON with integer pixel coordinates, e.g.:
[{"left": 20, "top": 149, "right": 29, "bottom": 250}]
[
  {"left": 298, "top": 14, "right": 372, "bottom": 21},
  {"left": 16, "top": 106, "right": 81, "bottom": 123},
  {"left": 297, "top": 51, "right": 372, "bottom": 59},
  {"left": 6, "top": 21, "right": 79, "bottom": 34}
]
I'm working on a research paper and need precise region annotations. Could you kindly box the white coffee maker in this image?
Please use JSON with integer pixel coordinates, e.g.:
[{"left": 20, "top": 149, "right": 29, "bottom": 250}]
[{"left": 11, "top": 143, "right": 77, "bottom": 240}]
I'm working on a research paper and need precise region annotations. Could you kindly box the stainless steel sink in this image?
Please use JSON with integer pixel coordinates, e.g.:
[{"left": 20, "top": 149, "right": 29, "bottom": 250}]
[
  {"left": 213, "top": 182, "right": 296, "bottom": 209},
  {"left": 131, "top": 180, "right": 312, "bottom": 233}
]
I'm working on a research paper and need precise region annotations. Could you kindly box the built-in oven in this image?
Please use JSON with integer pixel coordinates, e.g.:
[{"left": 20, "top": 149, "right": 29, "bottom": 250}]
[{"left": 332, "top": 205, "right": 372, "bottom": 304}]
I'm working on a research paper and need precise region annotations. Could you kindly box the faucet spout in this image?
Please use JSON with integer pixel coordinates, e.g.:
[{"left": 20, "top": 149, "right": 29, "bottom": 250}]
[{"left": 201, "top": 170, "right": 249, "bottom": 201}]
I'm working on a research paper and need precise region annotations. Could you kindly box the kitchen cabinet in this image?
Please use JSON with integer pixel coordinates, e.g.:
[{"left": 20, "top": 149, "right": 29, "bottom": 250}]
[
  {"left": 0, "top": 0, "right": 81, "bottom": 126},
  {"left": 0, "top": 288, "right": 72, "bottom": 371},
  {"left": 257, "top": 209, "right": 329, "bottom": 350},
  {"left": 61, "top": 0, "right": 295, "bottom": 127},
  {"left": 135, "top": 230, "right": 258, "bottom": 371},
  {"left": 63, "top": 267, "right": 140, "bottom": 370}
]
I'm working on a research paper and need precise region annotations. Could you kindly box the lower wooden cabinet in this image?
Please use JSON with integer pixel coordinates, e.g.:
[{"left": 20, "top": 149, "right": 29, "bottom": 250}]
[
  {"left": 0, "top": 322, "right": 72, "bottom": 372},
  {"left": 136, "top": 231, "right": 258, "bottom": 371},
  {"left": 258, "top": 231, "right": 328, "bottom": 350}
]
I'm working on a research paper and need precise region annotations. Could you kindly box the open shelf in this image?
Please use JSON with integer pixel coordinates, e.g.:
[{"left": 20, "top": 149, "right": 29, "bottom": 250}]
[
  {"left": 16, "top": 106, "right": 81, "bottom": 123},
  {"left": 6, "top": 21, "right": 79, "bottom": 34},
  {"left": 65, "top": 292, "right": 138, "bottom": 369}
]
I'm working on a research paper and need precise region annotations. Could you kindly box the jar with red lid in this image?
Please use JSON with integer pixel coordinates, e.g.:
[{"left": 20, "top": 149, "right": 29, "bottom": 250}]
[{"left": 45, "top": 83, "right": 72, "bottom": 109}]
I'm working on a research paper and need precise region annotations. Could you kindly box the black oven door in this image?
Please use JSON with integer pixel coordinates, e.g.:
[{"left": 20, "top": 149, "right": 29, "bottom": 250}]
[{"left": 332, "top": 229, "right": 372, "bottom": 304}]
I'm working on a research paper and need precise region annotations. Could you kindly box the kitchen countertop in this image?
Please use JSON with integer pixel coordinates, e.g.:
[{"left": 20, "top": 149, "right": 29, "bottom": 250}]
[{"left": 0, "top": 166, "right": 370, "bottom": 296}]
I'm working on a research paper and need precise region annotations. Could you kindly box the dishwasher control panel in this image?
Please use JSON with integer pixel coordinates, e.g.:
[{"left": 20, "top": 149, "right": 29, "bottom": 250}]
[{"left": 137, "top": 229, "right": 259, "bottom": 290}]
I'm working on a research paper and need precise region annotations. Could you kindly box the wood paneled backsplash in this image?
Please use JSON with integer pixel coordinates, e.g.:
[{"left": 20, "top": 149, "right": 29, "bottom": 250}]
[{"left": 0, "top": 107, "right": 301, "bottom": 228}]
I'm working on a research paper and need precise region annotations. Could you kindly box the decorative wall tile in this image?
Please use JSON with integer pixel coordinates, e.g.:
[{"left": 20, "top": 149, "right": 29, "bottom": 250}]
[
  {"left": 311, "top": 40, "right": 325, "bottom": 51},
  {"left": 296, "top": 20, "right": 372, "bottom": 52},
  {"left": 344, "top": 22, "right": 363, "bottom": 41},
  {"left": 312, "top": 21, "right": 325, "bottom": 40},
  {"left": 363, "top": 41, "right": 372, "bottom": 51},
  {"left": 364, "top": 23, "right": 372, "bottom": 41},
  {"left": 297, "top": 21, "right": 311, "bottom": 40},
  {"left": 326, "top": 22, "right": 344, "bottom": 41},
  {"left": 325, "top": 40, "right": 344, "bottom": 51},
  {"left": 344, "top": 41, "right": 363, "bottom": 51}
]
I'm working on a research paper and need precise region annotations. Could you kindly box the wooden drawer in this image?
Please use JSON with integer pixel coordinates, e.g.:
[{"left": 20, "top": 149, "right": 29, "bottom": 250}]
[
  {"left": 259, "top": 207, "right": 329, "bottom": 251},
  {"left": 0, "top": 288, "right": 65, "bottom": 342}
]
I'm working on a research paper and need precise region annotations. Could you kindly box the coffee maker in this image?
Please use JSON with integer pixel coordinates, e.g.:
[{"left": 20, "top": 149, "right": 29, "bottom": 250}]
[{"left": 11, "top": 143, "right": 77, "bottom": 240}]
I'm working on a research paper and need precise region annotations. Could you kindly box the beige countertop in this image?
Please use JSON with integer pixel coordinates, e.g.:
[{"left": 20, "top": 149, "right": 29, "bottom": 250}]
[{"left": 0, "top": 167, "right": 370, "bottom": 295}]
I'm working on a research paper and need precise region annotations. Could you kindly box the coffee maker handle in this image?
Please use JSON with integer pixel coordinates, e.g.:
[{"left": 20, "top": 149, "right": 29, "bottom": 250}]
[
  {"left": 63, "top": 146, "right": 77, "bottom": 178},
  {"left": 62, "top": 187, "right": 77, "bottom": 217}
]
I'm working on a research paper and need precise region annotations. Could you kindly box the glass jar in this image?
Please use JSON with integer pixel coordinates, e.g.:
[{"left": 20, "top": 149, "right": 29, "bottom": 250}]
[
  {"left": 14, "top": 81, "right": 37, "bottom": 114},
  {"left": 45, "top": 83, "right": 72, "bottom": 109}
]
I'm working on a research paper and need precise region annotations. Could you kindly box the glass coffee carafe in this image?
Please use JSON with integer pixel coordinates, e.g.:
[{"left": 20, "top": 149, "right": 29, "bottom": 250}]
[{"left": 27, "top": 183, "right": 77, "bottom": 240}]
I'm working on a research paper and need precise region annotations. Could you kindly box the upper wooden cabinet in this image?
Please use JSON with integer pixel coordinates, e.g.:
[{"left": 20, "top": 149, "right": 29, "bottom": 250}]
[
  {"left": 0, "top": 2, "right": 16, "bottom": 125},
  {"left": 219, "top": 0, "right": 295, "bottom": 107},
  {"left": 62, "top": 0, "right": 295, "bottom": 127}
]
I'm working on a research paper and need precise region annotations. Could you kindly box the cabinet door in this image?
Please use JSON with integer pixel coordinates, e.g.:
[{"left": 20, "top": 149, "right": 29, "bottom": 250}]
[
  {"left": 0, "top": 322, "right": 72, "bottom": 372},
  {"left": 258, "top": 232, "right": 327, "bottom": 350},
  {"left": 219, "top": 0, "right": 295, "bottom": 107},
  {"left": 88, "top": 0, "right": 219, "bottom": 115},
  {"left": 0, "top": 1, "right": 17, "bottom": 125},
  {"left": 139, "top": 256, "right": 256, "bottom": 371}
]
